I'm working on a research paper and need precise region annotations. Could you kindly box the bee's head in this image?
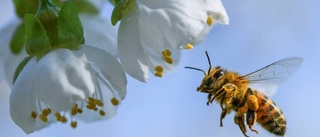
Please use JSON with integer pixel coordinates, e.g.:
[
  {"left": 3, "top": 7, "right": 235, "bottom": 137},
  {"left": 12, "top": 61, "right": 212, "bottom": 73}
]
[
  {"left": 185, "top": 51, "right": 226, "bottom": 94},
  {"left": 196, "top": 66, "right": 226, "bottom": 93}
]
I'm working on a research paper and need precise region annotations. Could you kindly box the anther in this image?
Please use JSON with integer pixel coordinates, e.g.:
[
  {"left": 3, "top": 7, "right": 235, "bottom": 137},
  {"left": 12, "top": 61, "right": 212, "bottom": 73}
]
[
  {"left": 164, "top": 56, "right": 173, "bottom": 64},
  {"left": 154, "top": 72, "right": 163, "bottom": 77},
  {"left": 71, "top": 121, "right": 77, "bottom": 128},
  {"left": 162, "top": 49, "right": 171, "bottom": 57},
  {"left": 42, "top": 108, "right": 50, "bottom": 116},
  {"left": 185, "top": 43, "right": 194, "bottom": 49},
  {"left": 71, "top": 108, "right": 77, "bottom": 116},
  {"left": 55, "top": 112, "right": 61, "bottom": 121},
  {"left": 94, "top": 99, "right": 104, "bottom": 107},
  {"left": 60, "top": 116, "right": 67, "bottom": 123},
  {"left": 39, "top": 114, "right": 48, "bottom": 123},
  {"left": 88, "top": 97, "right": 95, "bottom": 102},
  {"left": 31, "top": 111, "right": 37, "bottom": 119},
  {"left": 206, "top": 15, "right": 214, "bottom": 26},
  {"left": 77, "top": 108, "right": 83, "bottom": 113},
  {"left": 111, "top": 98, "right": 119, "bottom": 106},
  {"left": 99, "top": 110, "right": 106, "bottom": 116},
  {"left": 155, "top": 66, "right": 163, "bottom": 72}
]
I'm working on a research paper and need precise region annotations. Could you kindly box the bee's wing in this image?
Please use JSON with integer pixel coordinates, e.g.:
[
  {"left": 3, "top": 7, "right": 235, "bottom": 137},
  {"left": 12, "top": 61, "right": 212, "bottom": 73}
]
[{"left": 241, "top": 57, "right": 303, "bottom": 96}]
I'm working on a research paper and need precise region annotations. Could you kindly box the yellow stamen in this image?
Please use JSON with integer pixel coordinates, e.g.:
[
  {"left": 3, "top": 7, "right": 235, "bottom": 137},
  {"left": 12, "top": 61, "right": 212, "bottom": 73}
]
[
  {"left": 99, "top": 110, "right": 106, "bottom": 116},
  {"left": 77, "top": 108, "right": 83, "bottom": 113},
  {"left": 162, "top": 49, "right": 171, "bottom": 57},
  {"left": 111, "top": 98, "right": 119, "bottom": 106},
  {"left": 42, "top": 108, "right": 50, "bottom": 116},
  {"left": 39, "top": 114, "right": 48, "bottom": 123},
  {"left": 155, "top": 66, "right": 163, "bottom": 72},
  {"left": 31, "top": 111, "right": 37, "bottom": 119},
  {"left": 185, "top": 43, "right": 194, "bottom": 49},
  {"left": 206, "top": 15, "right": 214, "bottom": 26},
  {"left": 71, "top": 108, "right": 77, "bottom": 116},
  {"left": 154, "top": 72, "right": 163, "bottom": 77},
  {"left": 55, "top": 112, "right": 61, "bottom": 121},
  {"left": 60, "top": 116, "right": 67, "bottom": 123},
  {"left": 88, "top": 97, "right": 95, "bottom": 102},
  {"left": 164, "top": 56, "right": 173, "bottom": 64},
  {"left": 71, "top": 121, "right": 77, "bottom": 128},
  {"left": 94, "top": 99, "right": 104, "bottom": 107}
]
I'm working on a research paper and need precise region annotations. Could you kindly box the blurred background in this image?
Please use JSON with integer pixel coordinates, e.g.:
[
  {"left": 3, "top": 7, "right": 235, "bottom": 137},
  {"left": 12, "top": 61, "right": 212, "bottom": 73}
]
[{"left": 1, "top": 0, "right": 319, "bottom": 137}]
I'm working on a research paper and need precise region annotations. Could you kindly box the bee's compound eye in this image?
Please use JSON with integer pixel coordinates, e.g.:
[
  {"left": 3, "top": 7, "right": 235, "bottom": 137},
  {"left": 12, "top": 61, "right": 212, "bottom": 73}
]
[{"left": 213, "top": 70, "right": 224, "bottom": 79}]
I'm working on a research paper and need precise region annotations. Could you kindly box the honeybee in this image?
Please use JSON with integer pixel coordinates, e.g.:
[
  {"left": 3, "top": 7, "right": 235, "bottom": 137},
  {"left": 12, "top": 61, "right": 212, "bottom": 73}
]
[{"left": 186, "top": 51, "right": 303, "bottom": 137}]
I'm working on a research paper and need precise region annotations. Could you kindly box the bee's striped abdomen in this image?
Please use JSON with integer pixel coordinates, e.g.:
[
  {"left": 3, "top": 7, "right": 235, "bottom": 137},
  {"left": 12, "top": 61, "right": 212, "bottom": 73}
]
[{"left": 256, "top": 92, "right": 286, "bottom": 136}]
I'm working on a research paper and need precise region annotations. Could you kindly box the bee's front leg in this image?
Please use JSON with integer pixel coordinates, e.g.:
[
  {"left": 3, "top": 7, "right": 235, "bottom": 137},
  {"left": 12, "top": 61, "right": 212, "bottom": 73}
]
[
  {"left": 219, "top": 102, "right": 227, "bottom": 127},
  {"left": 206, "top": 94, "right": 214, "bottom": 106}
]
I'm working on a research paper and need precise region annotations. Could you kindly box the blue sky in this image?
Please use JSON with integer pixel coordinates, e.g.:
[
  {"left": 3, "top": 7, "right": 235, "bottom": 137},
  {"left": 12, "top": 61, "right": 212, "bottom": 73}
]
[{"left": 1, "top": 0, "right": 320, "bottom": 137}]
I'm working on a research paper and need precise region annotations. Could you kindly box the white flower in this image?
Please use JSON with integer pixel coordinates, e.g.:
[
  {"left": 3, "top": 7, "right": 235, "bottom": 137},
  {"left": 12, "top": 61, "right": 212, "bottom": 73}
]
[
  {"left": 0, "top": 14, "right": 118, "bottom": 86},
  {"left": 10, "top": 45, "right": 126, "bottom": 134},
  {"left": 118, "top": 0, "right": 229, "bottom": 82}
]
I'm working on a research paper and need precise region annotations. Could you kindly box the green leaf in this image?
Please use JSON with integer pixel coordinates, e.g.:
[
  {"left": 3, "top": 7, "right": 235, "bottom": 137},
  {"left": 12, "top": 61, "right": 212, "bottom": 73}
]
[
  {"left": 111, "top": 0, "right": 132, "bottom": 26},
  {"left": 12, "top": 56, "right": 32, "bottom": 84},
  {"left": 10, "top": 23, "right": 25, "bottom": 54},
  {"left": 109, "top": 0, "right": 121, "bottom": 5},
  {"left": 24, "top": 14, "right": 52, "bottom": 59},
  {"left": 52, "top": 0, "right": 99, "bottom": 14},
  {"left": 13, "top": 0, "right": 38, "bottom": 18},
  {"left": 57, "top": 2, "right": 84, "bottom": 50}
]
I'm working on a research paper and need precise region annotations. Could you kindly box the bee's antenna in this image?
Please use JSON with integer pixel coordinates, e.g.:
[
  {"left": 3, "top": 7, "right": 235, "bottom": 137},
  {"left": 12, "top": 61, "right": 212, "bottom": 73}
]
[
  {"left": 205, "top": 51, "right": 212, "bottom": 74},
  {"left": 185, "top": 66, "right": 206, "bottom": 76}
]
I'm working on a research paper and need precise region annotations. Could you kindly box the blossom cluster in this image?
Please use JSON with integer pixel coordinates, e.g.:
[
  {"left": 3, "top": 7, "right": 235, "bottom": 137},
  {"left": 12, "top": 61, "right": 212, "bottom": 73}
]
[{"left": 0, "top": 0, "right": 229, "bottom": 134}]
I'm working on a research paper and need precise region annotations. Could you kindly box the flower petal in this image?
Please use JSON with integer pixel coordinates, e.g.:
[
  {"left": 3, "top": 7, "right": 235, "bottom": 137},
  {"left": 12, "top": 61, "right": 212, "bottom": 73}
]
[
  {"left": 137, "top": 0, "right": 208, "bottom": 49},
  {"left": 118, "top": 11, "right": 149, "bottom": 82},
  {"left": 34, "top": 49, "right": 96, "bottom": 111},
  {"left": 77, "top": 45, "right": 127, "bottom": 100},
  {"left": 205, "top": 0, "right": 229, "bottom": 25},
  {"left": 10, "top": 58, "right": 38, "bottom": 134}
]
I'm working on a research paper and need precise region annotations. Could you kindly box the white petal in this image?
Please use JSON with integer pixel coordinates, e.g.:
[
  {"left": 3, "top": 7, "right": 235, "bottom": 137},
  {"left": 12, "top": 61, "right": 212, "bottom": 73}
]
[
  {"left": 137, "top": 0, "right": 208, "bottom": 49},
  {"left": 144, "top": 47, "right": 181, "bottom": 73},
  {"left": 118, "top": 11, "right": 149, "bottom": 82},
  {"left": 80, "top": 14, "right": 118, "bottom": 57},
  {"left": 10, "top": 58, "right": 38, "bottom": 134},
  {"left": 205, "top": 0, "right": 229, "bottom": 25},
  {"left": 77, "top": 45, "right": 127, "bottom": 100},
  {"left": 34, "top": 49, "right": 96, "bottom": 111}
]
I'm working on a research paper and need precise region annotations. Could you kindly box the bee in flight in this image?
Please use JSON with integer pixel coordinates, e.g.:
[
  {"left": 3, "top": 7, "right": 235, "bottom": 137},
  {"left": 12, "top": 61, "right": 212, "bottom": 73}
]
[{"left": 186, "top": 51, "right": 303, "bottom": 137}]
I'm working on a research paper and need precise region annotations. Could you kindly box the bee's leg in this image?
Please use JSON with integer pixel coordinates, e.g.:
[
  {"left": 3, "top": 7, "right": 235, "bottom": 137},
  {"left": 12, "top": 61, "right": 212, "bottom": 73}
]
[
  {"left": 206, "top": 94, "right": 214, "bottom": 106},
  {"left": 246, "top": 110, "right": 258, "bottom": 134},
  {"left": 246, "top": 95, "right": 259, "bottom": 134},
  {"left": 234, "top": 112, "right": 249, "bottom": 137},
  {"left": 219, "top": 102, "right": 227, "bottom": 127}
]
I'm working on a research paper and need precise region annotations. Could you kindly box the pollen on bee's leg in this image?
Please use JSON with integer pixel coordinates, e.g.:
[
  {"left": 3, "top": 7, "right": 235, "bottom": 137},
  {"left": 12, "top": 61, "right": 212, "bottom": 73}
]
[
  {"left": 71, "top": 121, "right": 77, "bottom": 128},
  {"left": 31, "top": 111, "right": 37, "bottom": 119},
  {"left": 206, "top": 15, "right": 214, "bottom": 26},
  {"left": 111, "top": 98, "right": 119, "bottom": 106},
  {"left": 185, "top": 43, "right": 194, "bottom": 49}
]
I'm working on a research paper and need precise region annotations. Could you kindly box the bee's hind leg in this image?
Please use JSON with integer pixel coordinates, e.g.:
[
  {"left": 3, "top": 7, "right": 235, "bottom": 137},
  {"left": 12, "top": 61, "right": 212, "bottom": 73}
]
[
  {"left": 246, "top": 110, "right": 258, "bottom": 134},
  {"left": 234, "top": 112, "right": 249, "bottom": 137}
]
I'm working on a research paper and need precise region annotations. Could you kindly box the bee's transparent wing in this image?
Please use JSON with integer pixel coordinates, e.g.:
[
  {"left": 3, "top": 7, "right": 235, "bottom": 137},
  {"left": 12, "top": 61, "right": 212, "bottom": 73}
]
[{"left": 242, "top": 57, "right": 303, "bottom": 96}]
